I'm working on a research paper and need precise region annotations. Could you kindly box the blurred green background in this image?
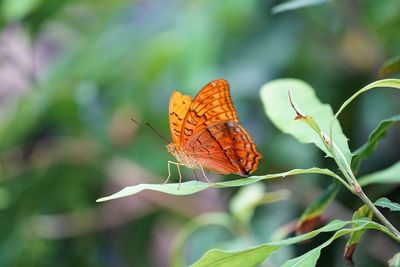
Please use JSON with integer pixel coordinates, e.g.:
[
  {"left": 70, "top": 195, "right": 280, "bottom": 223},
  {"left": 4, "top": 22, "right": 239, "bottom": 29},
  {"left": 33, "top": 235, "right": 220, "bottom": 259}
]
[{"left": 0, "top": 0, "right": 399, "bottom": 266}]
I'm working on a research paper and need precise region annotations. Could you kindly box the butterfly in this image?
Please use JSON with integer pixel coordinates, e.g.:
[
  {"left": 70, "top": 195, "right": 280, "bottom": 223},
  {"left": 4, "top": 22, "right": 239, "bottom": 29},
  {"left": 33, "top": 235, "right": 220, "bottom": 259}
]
[{"left": 165, "top": 79, "right": 262, "bottom": 187}]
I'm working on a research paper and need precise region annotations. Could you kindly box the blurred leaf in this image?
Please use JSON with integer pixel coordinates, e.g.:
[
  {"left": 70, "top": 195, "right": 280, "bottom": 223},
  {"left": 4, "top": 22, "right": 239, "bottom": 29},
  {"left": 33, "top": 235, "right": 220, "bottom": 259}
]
[
  {"left": 192, "top": 219, "right": 396, "bottom": 267},
  {"left": 343, "top": 205, "right": 373, "bottom": 266},
  {"left": 380, "top": 55, "right": 400, "bottom": 77},
  {"left": 97, "top": 167, "right": 345, "bottom": 202},
  {"left": 375, "top": 198, "right": 400, "bottom": 212},
  {"left": 358, "top": 161, "right": 400, "bottom": 186},
  {"left": 389, "top": 252, "right": 400, "bottom": 267},
  {"left": 171, "top": 212, "right": 235, "bottom": 267},
  {"left": 230, "top": 183, "right": 264, "bottom": 225},
  {"left": 260, "top": 79, "right": 352, "bottom": 163},
  {"left": 0, "top": 187, "right": 11, "bottom": 209},
  {"left": 230, "top": 184, "right": 290, "bottom": 225},
  {"left": 271, "top": 0, "right": 331, "bottom": 14},
  {"left": 296, "top": 181, "right": 339, "bottom": 235},
  {"left": 1, "top": 0, "right": 41, "bottom": 21},
  {"left": 351, "top": 114, "right": 400, "bottom": 172}
]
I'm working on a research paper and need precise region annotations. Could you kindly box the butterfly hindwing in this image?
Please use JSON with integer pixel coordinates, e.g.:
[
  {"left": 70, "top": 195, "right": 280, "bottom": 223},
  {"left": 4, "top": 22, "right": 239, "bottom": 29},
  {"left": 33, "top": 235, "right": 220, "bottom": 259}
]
[{"left": 187, "top": 121, "right": 261, "bottom": 176}]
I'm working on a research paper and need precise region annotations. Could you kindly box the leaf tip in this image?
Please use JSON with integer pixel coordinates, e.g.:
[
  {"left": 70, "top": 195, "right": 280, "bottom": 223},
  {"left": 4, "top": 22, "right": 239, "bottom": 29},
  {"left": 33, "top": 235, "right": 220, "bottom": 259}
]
[
  {"left": 288, "top": 90, "right": 305, "bottom": 120},
  {"left": 343, "top": 243, "right": 357, "bottom": 266},
  {"left": 96, "top": 197, "right": 107, "bottom": 202},
  {"left": 296, "top": 215, "right": 324, "bottom": 235}
]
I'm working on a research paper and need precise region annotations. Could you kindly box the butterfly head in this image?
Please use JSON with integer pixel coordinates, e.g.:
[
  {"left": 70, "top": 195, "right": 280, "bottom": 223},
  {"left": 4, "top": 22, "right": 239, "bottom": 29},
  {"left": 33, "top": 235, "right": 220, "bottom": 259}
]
[{"left": 166, "top": 143, "right": 177, "bottom": 156}]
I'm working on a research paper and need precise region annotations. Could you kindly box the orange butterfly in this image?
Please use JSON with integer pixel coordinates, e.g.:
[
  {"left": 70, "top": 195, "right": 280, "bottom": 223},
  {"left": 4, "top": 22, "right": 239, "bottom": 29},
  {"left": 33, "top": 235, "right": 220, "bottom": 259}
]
[{"left": 165, "top": 79, "right": 262, "bottom": 187}]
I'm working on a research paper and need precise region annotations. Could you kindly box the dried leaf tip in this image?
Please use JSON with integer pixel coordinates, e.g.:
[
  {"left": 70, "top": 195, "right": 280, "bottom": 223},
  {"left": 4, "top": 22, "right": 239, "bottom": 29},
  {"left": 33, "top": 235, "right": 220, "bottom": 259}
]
[
  {"left": 343, "top": 243, "right": 356, "bottom": 266},
  {"left": 288, "top": 90, "right": 305, "bottom": 120}
]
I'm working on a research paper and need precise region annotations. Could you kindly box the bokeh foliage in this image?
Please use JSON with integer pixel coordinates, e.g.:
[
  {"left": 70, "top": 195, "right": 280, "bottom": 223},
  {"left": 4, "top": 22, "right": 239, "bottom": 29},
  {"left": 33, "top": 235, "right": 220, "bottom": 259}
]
[{"left": 0, "top": 0, "right": 399, "bottom": 266}]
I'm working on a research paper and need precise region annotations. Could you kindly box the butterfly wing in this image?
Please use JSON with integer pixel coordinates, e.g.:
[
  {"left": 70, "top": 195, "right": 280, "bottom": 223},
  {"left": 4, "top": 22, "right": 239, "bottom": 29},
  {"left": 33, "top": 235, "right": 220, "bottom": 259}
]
[
  {"left": 169, "top": 90, "right": 193, "bottom": 147},
  {"left": 181, "top": 79, "right": 261, "bottom": 176},
  {"left": 186, "top": 121, "right": 261, "bottom": 175}
]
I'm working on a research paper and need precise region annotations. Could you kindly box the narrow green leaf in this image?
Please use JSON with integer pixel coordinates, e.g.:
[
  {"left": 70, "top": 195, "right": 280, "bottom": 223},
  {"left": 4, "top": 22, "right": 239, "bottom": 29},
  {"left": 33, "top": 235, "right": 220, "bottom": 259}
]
[
  {"left": 343, "top": 205, "right": 373, "bottom": 266},
  {"left": 352, "top": 114, "right": 400, "bottom": 172},
  {"left": 192, "top": 219, "right": 397, "bottom": 267},
  {"left": 192, "top": 220, "right": 348, "bottom": 267},
  {"left": 281, "top": 219, "right": 395, "bottom": 267},
  {"left": 375, "top": 198, "right": 400, "bottom": 212},
  {"left": 296, "top": 181, "right": 339, "bottom": 234},
  {"left": 260, "top": 79, "right": 352, "bottom": 163},
  {"left": 97, "top": 167, "right": 347, "bottom": 202},
  {"left": 330, "top": 79, "right": 400, "bottom": 147},
  {"left": 380, "top": 55, "right": 400, "bottom": 77},
  {"left": 271, "top": 0, "right": 331, "bottom": 14},
  {"left": 358, "top": 162, "right": 400, "bottom": 186},
  {"left": 191, "top": 245, "right": 280, "bottom": 267},
  {"left": 389, "top": 252, "right": 400, "bottom": 267}
]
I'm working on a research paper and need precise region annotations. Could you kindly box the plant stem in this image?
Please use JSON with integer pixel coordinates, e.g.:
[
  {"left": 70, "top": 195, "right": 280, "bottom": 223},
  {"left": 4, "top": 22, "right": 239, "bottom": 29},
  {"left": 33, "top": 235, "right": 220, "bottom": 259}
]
[
  {"left": 330, "top": 142, "right": 400, "bottom": 239},
  {"left": 356, "top": 188, "right": 400, "bottom": 238},
  {"left": 288, "top": 94, "right": 400, "bottom": 238}
]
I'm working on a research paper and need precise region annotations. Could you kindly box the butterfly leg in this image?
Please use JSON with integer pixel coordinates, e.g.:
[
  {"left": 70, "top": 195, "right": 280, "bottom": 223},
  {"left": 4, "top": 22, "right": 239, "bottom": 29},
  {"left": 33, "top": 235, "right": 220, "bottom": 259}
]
[
  {"left": 163, "top": 160, "right": 173, "bottom": 184},
  {"left": 176, "top": 163, "right": 183, "bottom": 190},
  {"left": 164, "top": 161, "right": 185, "bottom": 190},
  {"left": 192, "top": 170, "right": 199, "bottom": 181},
  {"left": 199, "top": 164, "right": 213, "bottom": 184}
]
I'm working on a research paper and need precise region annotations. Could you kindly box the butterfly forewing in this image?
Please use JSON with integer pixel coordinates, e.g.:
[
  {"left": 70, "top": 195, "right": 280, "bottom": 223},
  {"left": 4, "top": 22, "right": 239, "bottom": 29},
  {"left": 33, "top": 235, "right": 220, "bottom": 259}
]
[
  {"left": 169, "top": 91, "right": 193, "bottom": 147},
  {"left": 179, "top": 79, "right": 239, "bottom": 145}
]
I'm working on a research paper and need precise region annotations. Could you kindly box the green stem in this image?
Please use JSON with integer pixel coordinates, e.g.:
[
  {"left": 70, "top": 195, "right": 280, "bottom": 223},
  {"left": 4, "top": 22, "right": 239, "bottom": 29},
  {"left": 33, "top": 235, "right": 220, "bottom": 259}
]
[
  {"left": 330, "top": 140, "right": 400, "bottom": 239},
  {"left": 356, "top": 188, "right": 400, "bottom": 239},
  {"left": 288, "top": 95, "right": 400, "bottom": 238}
]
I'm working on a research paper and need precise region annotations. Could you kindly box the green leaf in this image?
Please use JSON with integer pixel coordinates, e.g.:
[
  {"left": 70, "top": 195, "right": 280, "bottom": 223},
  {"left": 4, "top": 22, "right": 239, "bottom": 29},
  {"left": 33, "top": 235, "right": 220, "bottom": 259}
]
[
  {"left": 191, "top": 219, "right": 396, "bottom": 267},
  {"left": 330, "top": 79, "right": 400, "bottom": 146},
  {"left": 271, "top": 0, "right": 331, "bottom": 14},
  {"left": 389, "top": 252, "right": 400, "bottom": 267},
  {"left": 260, "top": 79, "right": 352, "bottom": 163},
  {"left": 97, "top": 167, "right": 346, "bottom": 202},
  {"left": 280, "top": 219, "right": 389, "bottom": 267},
  {"left": 343, "top": 205, "right": 373, "bottom": 266},
  {"left": 296, "top": 181, "right": 339, "bottom": 234},
  {"left": 380, "top": 55, "right": 400, "bottom": 77},
  {"left": 375, "top": 198, "right": 400, "bottom": 212},
  {"left": 191, "top": 245, "right": 280, "bottom": 267},
  {"left": 351, "top": 114, "right": 400, "bottom": 172},
  {"left": 192, "top": 220, "right": 347, "bottom": 267},
  {"left": 358, "top": 161, "right": 400, "bottom": 186}
]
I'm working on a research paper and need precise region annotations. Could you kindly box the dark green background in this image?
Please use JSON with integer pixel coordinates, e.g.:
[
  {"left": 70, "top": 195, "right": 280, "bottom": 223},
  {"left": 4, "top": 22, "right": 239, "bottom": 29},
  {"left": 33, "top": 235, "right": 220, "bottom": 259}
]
[{"left": 0, "top": 0, "right": 399, "bottom": 266}]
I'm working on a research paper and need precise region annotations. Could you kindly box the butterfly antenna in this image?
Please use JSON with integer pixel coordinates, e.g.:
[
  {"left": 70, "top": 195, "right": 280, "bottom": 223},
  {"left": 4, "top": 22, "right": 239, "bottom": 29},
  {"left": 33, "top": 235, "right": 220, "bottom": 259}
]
[{"left": 130, "top": 118, "right": 169, "bottom": 144}]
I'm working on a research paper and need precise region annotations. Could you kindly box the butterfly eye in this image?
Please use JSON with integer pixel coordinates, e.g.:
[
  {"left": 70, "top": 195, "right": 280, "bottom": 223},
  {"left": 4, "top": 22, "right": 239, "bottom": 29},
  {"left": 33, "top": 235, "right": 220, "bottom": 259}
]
[
  {"left": 233, "top": 137, "right": 238, "bottom": 141},
  {"left": 238, "top": 158, "right": 243, "bottom": 163}
]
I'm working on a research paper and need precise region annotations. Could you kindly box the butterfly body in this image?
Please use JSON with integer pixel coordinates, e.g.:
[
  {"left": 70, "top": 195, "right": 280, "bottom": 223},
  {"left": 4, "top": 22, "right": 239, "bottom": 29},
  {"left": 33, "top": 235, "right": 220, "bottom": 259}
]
[
  {"left": 167, "top": 79, "right": 262, "bottom": 182},
  {"left": 167, "top": 143, "right": 199, "bottom": 169}
]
